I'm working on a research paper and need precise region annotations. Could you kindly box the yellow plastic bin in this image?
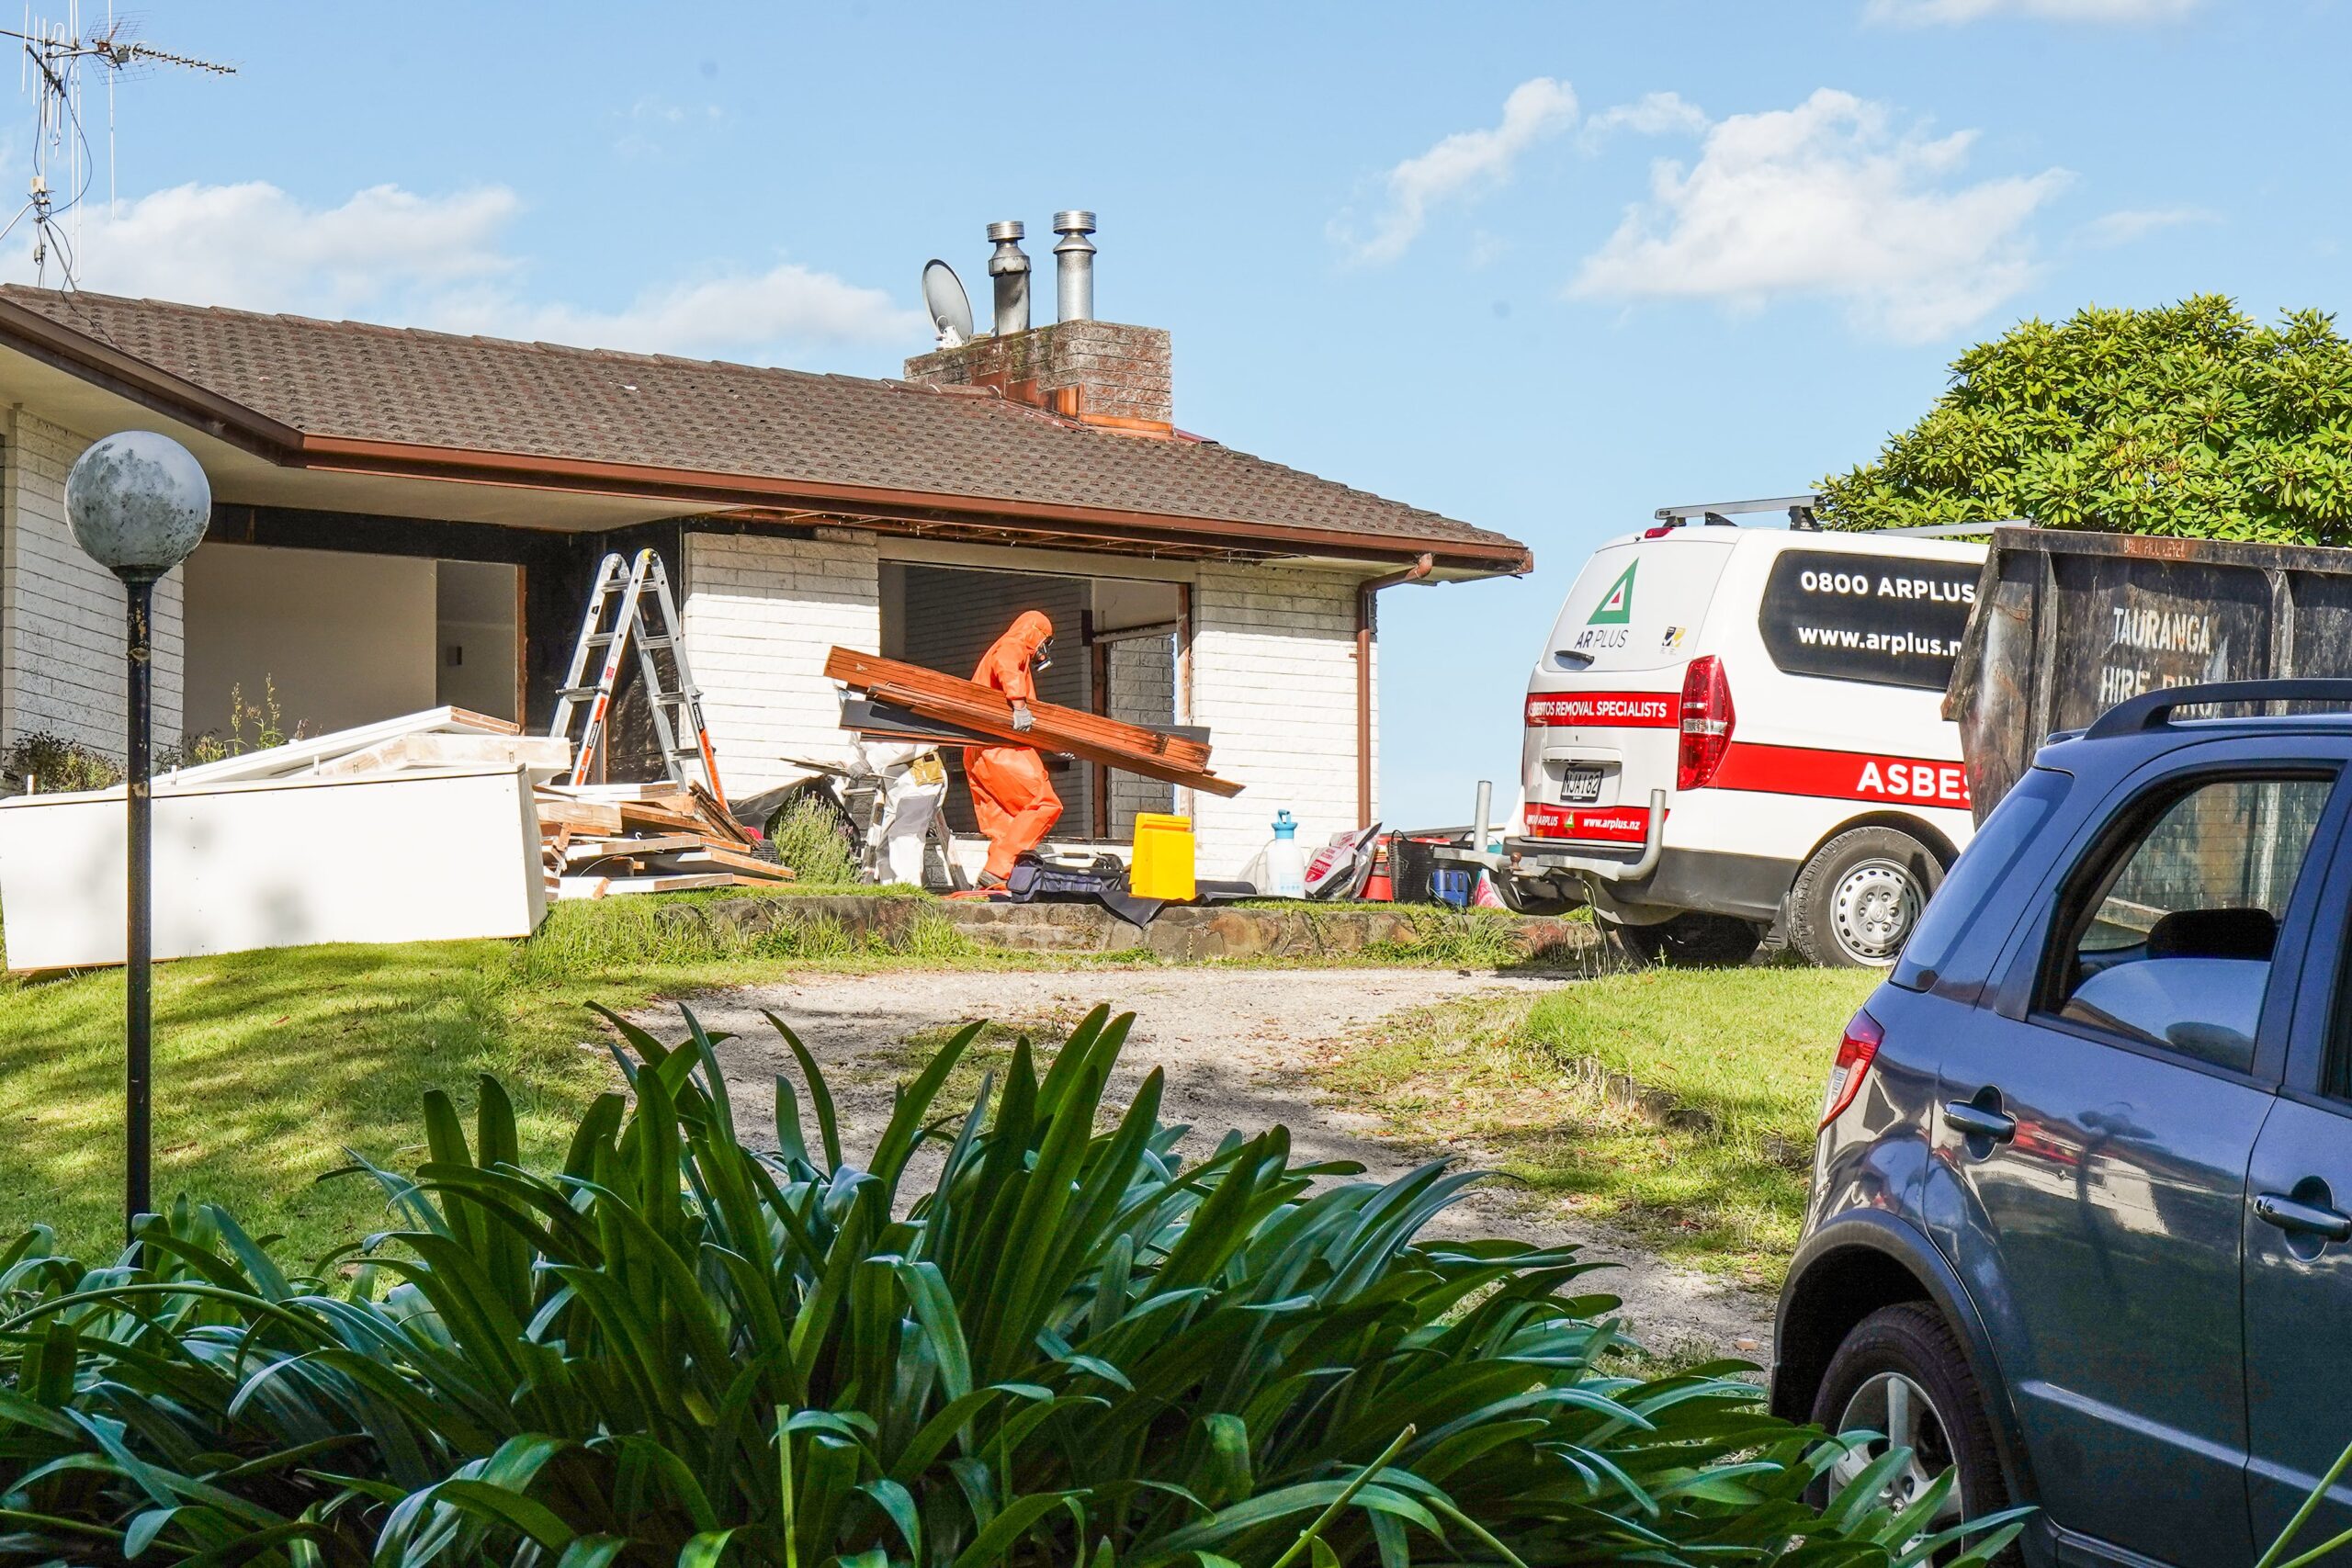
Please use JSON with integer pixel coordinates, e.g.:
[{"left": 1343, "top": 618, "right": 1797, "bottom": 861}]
[{"left": 1128, "top": 813, "right": 1197, "bottom": 901}]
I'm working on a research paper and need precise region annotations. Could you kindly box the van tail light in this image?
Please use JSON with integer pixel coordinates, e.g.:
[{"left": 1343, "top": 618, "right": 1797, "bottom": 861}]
[
  {"left": 1677, "top": 655, "right": 1735, "bottom": 791},
  {"left": 1819, "top": 1009, "right": 1884, "bottom": 1131}
]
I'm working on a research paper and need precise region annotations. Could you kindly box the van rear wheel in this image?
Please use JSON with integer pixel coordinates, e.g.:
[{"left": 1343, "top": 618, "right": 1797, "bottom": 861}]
[
  {"left": 1790, "top": 827, "right": 1943, "bottom": 968},
  {"left": 1611, "top": 911, "right": 1760, "bottom": 968}
]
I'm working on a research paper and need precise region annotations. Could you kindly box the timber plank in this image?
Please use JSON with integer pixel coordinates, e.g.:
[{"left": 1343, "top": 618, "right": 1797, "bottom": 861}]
[
  {"left": 825, "top": 649, "right": 1212, "bottom": 767},
  {"left": 535, "top": 795, "right": 627, "bottom": 834},
  {"left": 659, "top": 842, "right": 795, "bottom": 880},
  {"left": 556, "top": 872, "right": 732, "bottom": 899},
  {"left": 687, "top": 782, "right": 755, "bottom": 847},
  {"left": 824, "top": 648, "right": 1241, "bottom": 797},
  {"left": 563, "top": 834, "right": 701, "bottom": 866},
  {"left": 618, "top": 802, "right": 708, "bottom": 835}
]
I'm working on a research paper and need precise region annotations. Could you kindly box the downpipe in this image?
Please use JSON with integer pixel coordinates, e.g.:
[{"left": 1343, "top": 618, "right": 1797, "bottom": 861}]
[{"left": 1356, "top": 553, "right": 1434, "bottom": 825}]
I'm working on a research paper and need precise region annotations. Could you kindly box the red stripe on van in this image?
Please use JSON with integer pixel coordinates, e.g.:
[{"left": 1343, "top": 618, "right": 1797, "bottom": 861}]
[
  {"left": 1705, "top": 743, "right": 1971, "bottom": 809},
  {"left": 1524, "top": 692, "right": 1679, "bottom": 728},
  {"left": 1523, "top": 804, "right": 1653, "bottom": 842}
]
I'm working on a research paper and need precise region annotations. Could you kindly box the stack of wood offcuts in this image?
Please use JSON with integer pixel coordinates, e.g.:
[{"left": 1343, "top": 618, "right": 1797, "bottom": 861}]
[{"left": 535, "top": 781, "right": 790, "bottom": 899}]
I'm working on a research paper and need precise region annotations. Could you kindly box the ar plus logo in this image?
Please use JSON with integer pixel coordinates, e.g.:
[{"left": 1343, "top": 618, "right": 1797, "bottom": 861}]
[{"left": 1588, "top": 563, "right": 1636, "bottom": 626}]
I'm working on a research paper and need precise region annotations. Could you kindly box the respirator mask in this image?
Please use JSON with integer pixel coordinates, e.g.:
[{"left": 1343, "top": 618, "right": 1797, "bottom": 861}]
[{"left": 1031, "top": 635, "right": 1055, "bottom": 674}]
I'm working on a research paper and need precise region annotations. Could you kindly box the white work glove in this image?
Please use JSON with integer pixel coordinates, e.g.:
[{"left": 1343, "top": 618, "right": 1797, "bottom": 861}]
[{"left": 1012, "top": 700, "right": 1035, "bottom": 734}]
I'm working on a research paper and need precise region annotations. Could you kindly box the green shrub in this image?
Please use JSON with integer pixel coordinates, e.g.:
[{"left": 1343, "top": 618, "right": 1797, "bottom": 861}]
[
  {"left": 1819, "top": 297, "right": 2352, "bottom": 544},
  {"left": 0, "top": 1005, "right": 2020, "bottom": 1565},
  {"left": 1, "top": 731, "right": 120, "bottom": 792},
  {"left": 764, "top": 793, "right": 865, "bottom": 886}
]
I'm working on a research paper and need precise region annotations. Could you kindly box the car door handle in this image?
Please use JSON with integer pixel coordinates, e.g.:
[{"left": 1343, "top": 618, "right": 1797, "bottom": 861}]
[
  {"left": 1942, "top": 1101, "right": 2018, "bottom": 1142},
  {"left": 2255, "top": 1192, "right": 2352, "bottom": 1244}
]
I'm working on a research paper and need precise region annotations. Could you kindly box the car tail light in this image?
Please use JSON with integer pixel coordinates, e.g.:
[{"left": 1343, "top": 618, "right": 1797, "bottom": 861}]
[
  {"left": 1677, "top": 655, "right": 1735, "bottom": 790},
  {"left": 1819, "top": 1009, "right": 1884, "bottom": 1130},
  {"left": 1642, "top": 524, "right": 1676, "bottom": 539}
]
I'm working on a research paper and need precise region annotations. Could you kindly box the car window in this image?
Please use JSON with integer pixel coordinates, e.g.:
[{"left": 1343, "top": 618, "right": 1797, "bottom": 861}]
[
  {"left": 2045, "top": 774, "right": 2332, "bottom": 1073},
  {"left": 1891, "top": 765, "right": 2071, "bottom": 991}
]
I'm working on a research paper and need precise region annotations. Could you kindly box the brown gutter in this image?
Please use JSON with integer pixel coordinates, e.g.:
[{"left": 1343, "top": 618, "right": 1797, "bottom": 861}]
[
  {"left": 293, "top": 435, "right": 1531, "bottom": 571},
  {"left": 0, "top": 296, "right": 1538, "bottom": 575},
  {"left": 1357, "top": 553, "right": 1434, "bottom": 825}
]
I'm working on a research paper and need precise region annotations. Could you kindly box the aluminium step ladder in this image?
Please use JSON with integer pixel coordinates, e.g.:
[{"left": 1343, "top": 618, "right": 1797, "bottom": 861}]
[{"left": 548, "top": 548, "right": 729, "bottom": 807}]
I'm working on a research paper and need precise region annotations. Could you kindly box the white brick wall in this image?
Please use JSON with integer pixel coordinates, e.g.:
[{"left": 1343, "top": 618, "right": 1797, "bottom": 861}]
[
  {"left": 2, "top": 411, "right": 186, "bottom": 760},
  {"left": 682, "top": 528, "right": 877, "bottom": 795},
  {"left": 1105, "top": 634, "right": 1175, "bottom": 834},
  {"left": 678, "top": 531, "right": 1373, "bottom": 874},
  {"left": 1191, "top": 562, "right": 1370, "bottom": 875}
]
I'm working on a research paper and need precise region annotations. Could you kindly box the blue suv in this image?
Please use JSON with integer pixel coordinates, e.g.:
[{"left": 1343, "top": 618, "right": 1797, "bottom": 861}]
[{"left": 1773, "top": 680, "right": 2352, "bottom": 1566}]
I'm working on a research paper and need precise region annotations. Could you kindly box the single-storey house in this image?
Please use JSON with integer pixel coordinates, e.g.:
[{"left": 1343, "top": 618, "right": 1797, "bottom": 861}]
[{"left": 0, "top": 267, "right": 1529, "bottom": 874}]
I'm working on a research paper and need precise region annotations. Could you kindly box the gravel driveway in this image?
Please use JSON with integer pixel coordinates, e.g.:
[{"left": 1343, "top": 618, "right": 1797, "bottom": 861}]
[{"left": 632, "top": 966, "right": 1774, "bottom": 1359}]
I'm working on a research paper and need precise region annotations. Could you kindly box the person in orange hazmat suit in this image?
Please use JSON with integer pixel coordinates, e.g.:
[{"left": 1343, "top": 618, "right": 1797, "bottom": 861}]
[{"left": 964, "top": 609, "right": 1063, "bottom": 885}]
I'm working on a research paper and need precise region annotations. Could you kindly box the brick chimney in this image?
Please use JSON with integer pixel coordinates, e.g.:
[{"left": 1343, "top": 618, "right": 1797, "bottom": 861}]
[
  {"left": 905, "top": 321, "right": 1172, "bottom": 427},
  {"left": 904, "top": 214, "right": 1172, "bottom": 430}
]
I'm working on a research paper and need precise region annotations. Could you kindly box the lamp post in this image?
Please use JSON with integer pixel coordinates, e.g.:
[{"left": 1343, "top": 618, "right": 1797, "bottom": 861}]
[{"left": 64, "top": 432, "right": 210, "bottom": 1240}]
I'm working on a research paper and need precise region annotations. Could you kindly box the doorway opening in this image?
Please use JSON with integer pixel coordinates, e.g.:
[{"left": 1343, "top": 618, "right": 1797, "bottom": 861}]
[
  {"left": 181, "top": 541, "right": 522, "bottom": 743},
  {"left": 876, "top": 561, "right": 1186, "bottom": 840}
]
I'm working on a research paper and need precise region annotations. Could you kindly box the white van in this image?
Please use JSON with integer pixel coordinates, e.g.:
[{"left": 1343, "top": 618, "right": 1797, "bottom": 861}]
[{"left": 1489, "top": 507, "right": 1986, "bottom": 967}]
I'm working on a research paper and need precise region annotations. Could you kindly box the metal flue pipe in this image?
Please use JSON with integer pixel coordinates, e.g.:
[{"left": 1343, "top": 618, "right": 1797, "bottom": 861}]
[
  {"left": 987, "top": 220, "right": 1030, "bottom": 337},
  {"left": 1053, "top": 210, "right": 1096, "bottom": 323}
]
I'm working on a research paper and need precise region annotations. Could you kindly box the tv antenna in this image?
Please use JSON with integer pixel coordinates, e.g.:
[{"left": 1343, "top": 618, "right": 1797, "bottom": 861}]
[{"left": 0, "top": 3, "right": 233, "bottom": 287}]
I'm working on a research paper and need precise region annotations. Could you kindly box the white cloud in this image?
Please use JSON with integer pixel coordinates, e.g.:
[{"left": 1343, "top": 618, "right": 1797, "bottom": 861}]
[
  {"left": 1568, "top": 88, "right": 2069, "bottom": 343},
  {"left": 435, "top": 266, "right": 921, "bottom": 356},
  {"left": 1866, "top": 0, "right": 2199, "bottom": 23},
  {"left": 6, "top": 179, "right": 922, "bottom": 357},
  {"left": 17, "top": 182, "right": 522, "bottom": 313},
  {"left": 615, "top": 96, "right": 727, "bottom": 160},
  {"left": 1580, "top": 91, "right": 1708, "bottom": 147},
  {"left": 2076, "top": 205, "right": 2218, "bottom": 246},
  {"left": 1333, "top": 77, "right": 1577, "bottom": 264}
]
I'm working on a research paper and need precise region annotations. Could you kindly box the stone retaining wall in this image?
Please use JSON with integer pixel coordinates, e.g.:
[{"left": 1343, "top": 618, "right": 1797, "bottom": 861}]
[{"left": 678, "top": 895, "right": 1602, "bottom": 966}]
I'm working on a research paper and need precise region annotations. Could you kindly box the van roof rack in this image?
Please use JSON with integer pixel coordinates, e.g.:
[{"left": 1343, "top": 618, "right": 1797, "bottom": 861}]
[
  {"left": 1879, "top": 519, "right": 2030, "bottom": 538},
  {"left": 1654, "top": 493, "right": 1822, "bottom": 529}
]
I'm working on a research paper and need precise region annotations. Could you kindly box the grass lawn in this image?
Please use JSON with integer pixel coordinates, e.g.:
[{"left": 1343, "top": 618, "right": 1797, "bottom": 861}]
[
  {"left": 1316, "top": 964, "right": 1881, "bottom": 1286},
  {"left": 0, "top": 889, "right": 989, "bottom": 1264},
  {"left": 0, "top": 888, "right": 1576, "bottom": 1265}
]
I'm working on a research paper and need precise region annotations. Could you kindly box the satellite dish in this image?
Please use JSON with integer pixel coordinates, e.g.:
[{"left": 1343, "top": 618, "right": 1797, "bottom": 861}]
[{"left": 922, "top": 259, "right": 974, "bottom": 348}]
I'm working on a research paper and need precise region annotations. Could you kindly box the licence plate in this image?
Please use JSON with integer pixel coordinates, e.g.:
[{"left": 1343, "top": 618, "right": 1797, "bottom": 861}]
[{"left": 1558, "top": 765, "right": 1605, "bottom": 804}]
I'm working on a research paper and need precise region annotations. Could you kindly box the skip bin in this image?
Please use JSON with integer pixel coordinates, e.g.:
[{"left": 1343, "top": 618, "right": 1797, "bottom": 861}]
[
  {"left": 1129, "top": 813, "right": 1196, "bottom": 900},
  {"left": 1947, "top": 525, "right": 2352, "bottom": 819}
]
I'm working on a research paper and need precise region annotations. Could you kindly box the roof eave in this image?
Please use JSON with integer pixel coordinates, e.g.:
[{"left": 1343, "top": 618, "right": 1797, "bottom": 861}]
[
  {"left": 0, "top": 297, "right": 1534, "bottom": 578},
  {"left": 298, "top": 434, "right": 1531, "bottom": 573}
]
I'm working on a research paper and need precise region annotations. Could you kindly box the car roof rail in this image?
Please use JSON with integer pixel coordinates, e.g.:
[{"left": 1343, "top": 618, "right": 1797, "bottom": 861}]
[{"left": 2084, "top": 679, "right": 2352, "bottom": 739}]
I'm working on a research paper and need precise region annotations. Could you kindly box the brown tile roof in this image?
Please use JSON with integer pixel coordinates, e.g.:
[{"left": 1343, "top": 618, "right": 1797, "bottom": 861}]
[{"left": 0, "top": 286, "right": 1529, "bottom": 570}]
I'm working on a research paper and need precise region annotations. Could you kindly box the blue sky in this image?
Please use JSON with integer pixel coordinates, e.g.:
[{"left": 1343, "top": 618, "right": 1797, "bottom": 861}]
[{"left": 12, "top": 0, "right": 2341, "bottom": 822}]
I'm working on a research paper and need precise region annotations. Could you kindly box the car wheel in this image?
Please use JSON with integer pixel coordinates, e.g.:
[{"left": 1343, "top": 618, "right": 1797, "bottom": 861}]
[
  {"left": 1789, "top": 827, "right": 1943, "bottom": 968},
  {"left": 1811, "top": 1303, "right": 2012, "bottom": 1562},
  {"left": 1609, "top": 911, "right": 1761, "bottom": 967}
]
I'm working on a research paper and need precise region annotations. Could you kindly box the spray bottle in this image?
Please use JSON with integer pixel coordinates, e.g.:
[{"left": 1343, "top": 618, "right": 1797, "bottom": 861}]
[{"left": 1266, "top": 809, "right": 1307, "bottom": 898}]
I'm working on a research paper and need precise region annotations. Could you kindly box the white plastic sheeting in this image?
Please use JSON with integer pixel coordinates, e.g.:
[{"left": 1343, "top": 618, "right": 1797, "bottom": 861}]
[{"left": 0, "top": 765, "right": 548, "bottom": 971}]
